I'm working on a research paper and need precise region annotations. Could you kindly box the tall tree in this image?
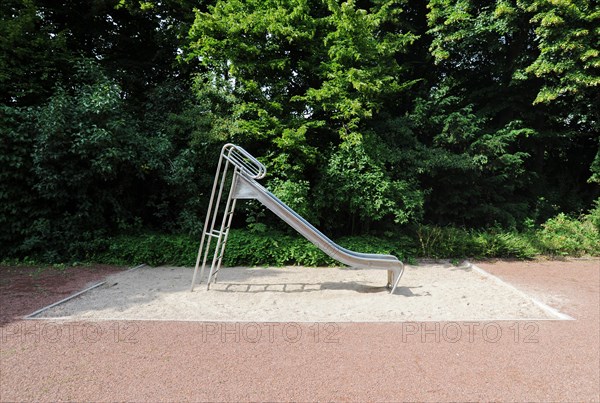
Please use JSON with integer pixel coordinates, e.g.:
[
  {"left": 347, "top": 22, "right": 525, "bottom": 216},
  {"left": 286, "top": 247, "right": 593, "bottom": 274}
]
[
  {"left": 519, "top": 0, "right": 599, "bottom": 192},
  {"left": 421, "top": 0, "right": 598, "bottom": 226},
  {"left": 187, "top": 0, "right": 424, "bottom": 232},
  {"left": 1, "top": 0, "right": 204, "bottom": 257}
]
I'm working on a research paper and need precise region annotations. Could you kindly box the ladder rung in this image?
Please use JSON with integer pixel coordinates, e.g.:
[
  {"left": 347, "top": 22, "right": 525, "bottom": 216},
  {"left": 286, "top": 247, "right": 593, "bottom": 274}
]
[
  {"left": 207, "top": 230, "right": 223, "bottom": 238},
  {"left": 208, "top": 269, "right": 220, "bottom": 281}
]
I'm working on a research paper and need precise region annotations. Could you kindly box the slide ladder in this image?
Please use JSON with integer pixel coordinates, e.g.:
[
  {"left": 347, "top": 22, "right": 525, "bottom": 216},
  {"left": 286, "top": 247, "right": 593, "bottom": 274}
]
[{"left": 190, "top": 144, "right": 404, "bottom": 294}]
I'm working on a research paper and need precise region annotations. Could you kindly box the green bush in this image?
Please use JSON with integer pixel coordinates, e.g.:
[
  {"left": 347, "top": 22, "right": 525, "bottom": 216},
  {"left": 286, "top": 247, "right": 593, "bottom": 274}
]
[
  {"left": 92, "top": 234, "right": 198, "bottom": 267},
  {"left": 6, "top": 209, "right": 599, "bottom": 268},
  {"left": 81, "top": 230, "right": 419, "bottom": 268},
  {"left": 539, "top": 213, "right": 600, "bottom": 256},
  {"left": 415, "top": 225, "right": 538, "bottom": 259},
  {"left": 88, "top": 230, "right": 334, "bottom": 268},
  {"left": 415, "top": 225, "right": 479, "bottom": 258},
  {"left": 224, "top": 230, "right": 330, "bottom": 267},
  {"left": 587, "top": 198, "right": 600, "bottom": 233},
  {"left": 473, "top": 231, "right": 538, "bottom": 259}
]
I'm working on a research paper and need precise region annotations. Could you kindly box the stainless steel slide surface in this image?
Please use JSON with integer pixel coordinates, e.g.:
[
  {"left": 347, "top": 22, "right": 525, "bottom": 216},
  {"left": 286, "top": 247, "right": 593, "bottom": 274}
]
[{"left": 233, "top": 173, "right": 405, "bottom": 286}]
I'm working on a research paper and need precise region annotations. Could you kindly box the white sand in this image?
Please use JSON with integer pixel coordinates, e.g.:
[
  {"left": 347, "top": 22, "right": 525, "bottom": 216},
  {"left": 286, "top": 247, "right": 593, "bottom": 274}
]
[{"left": 36, "top": 262, "right": 565, "bottom": 322}]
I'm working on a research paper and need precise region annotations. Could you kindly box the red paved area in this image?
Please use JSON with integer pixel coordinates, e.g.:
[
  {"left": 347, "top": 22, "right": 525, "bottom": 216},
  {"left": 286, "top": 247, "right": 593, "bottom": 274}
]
[
  {"left": 1, "top": 259, "right": 598, "bottom": 401},
  {"left": 0, "top": 265, "right": 124, "bottom": 325}
]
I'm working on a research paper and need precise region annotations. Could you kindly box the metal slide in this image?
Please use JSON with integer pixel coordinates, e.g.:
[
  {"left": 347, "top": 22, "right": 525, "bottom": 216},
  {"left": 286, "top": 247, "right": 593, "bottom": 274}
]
[{"left": 190, "top": 144, "right": 404, "bottom": 294}]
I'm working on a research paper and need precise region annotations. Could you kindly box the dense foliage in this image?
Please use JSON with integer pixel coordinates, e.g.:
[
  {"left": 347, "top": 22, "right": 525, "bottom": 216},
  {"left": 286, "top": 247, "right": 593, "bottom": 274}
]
[
  {"left": 27, "top": 207, "right": 599, "bottom": 267},
  {"left": 1, "top": 0, "right": 598, "bottom": 262}
]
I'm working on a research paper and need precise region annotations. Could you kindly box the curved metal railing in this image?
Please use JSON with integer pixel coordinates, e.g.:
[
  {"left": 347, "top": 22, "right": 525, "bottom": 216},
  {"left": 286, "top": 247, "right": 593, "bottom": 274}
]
[{"left": 222, "top": 143, "right": 266, "bottom": 179}]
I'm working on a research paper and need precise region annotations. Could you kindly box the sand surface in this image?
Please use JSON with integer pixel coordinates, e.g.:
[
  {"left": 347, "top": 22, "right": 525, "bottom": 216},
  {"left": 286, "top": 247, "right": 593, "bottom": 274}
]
[{"left": 35, "top": 262, "right": 567, "bottom": 322}]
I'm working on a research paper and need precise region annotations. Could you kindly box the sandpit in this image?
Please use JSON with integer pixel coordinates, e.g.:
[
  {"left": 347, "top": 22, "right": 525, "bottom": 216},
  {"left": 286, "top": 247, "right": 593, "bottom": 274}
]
[{"left": 31, "top": 262, "right": 570, "bottom": 322}]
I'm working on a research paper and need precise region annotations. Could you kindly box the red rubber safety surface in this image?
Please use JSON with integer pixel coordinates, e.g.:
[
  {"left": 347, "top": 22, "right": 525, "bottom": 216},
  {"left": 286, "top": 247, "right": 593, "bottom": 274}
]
[{"left": 1, "top": 259, "right": 599, "bottom": 402}]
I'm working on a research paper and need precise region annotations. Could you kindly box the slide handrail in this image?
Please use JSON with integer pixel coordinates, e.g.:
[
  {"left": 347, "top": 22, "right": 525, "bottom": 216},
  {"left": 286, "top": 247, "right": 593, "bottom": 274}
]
[{"left": 222, "top": 143, "right": 267, "bottom": 180}]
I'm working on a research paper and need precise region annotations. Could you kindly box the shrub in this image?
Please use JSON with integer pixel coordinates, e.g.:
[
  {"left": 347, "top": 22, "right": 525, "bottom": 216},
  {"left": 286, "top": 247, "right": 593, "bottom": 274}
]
[
  {"left": 6, "top": 211, "right": 599, "bottom": 268},
  {"left": 473, "top": 231, "right": 537, "bottom": 259},
  {"left": 587, "top": 198, "right": 600, "bottom": 233},
  {"left": 93, "top": 234, "right": 197, "bottom": 267},
  {"left": 415, "top": 225, "right": 481, "bottom": 258},
  {"left": 86, "top": 230, "right": 418, "bottom": 267},
  {"left": 539, "top": 213, "right": 600, "bottom": 256}
]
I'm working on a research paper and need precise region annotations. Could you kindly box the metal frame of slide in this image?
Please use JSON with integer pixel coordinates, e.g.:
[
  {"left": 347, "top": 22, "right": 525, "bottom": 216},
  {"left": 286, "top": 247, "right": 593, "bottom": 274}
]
[{"left": 190, "top": 144, "right": 404, "bottom": 294}]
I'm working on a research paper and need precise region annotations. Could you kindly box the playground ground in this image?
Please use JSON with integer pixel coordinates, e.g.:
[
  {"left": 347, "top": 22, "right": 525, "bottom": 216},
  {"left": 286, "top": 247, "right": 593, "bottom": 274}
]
[{"left": 1, "top": 258, "right": 599, "bottom": 401}]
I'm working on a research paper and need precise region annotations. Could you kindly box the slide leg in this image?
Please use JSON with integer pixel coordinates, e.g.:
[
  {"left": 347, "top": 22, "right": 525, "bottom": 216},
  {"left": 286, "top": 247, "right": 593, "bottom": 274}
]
[{"left": 389, "top": 263, "right": 405, "bottom": 295}]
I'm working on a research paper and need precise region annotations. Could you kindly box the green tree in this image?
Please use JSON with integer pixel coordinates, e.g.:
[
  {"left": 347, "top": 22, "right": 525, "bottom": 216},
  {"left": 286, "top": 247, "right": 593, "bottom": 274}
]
[
  {"left": 0, "top": 106, "right": 37, "bottom": 254},
  {"left": 29, "top": 59, "right": 170, "bottom": 258},
  {"left": 518, "top": 0, "right": 599, "bottom": 190},
  {"left": 518, "top": 0, "right": 599, "bottom": 105},
  {"left": 1, "top": 0, "right": 204, "bottom": 258},
  {"left": 187, "top": 0, "right": 423, "bottom": 232},
  {"left": 0, "top": 0, "right": 70, "bottom": 106},
  {"left": 423, "top": 0, "right": 598, "bottom": 225}
]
